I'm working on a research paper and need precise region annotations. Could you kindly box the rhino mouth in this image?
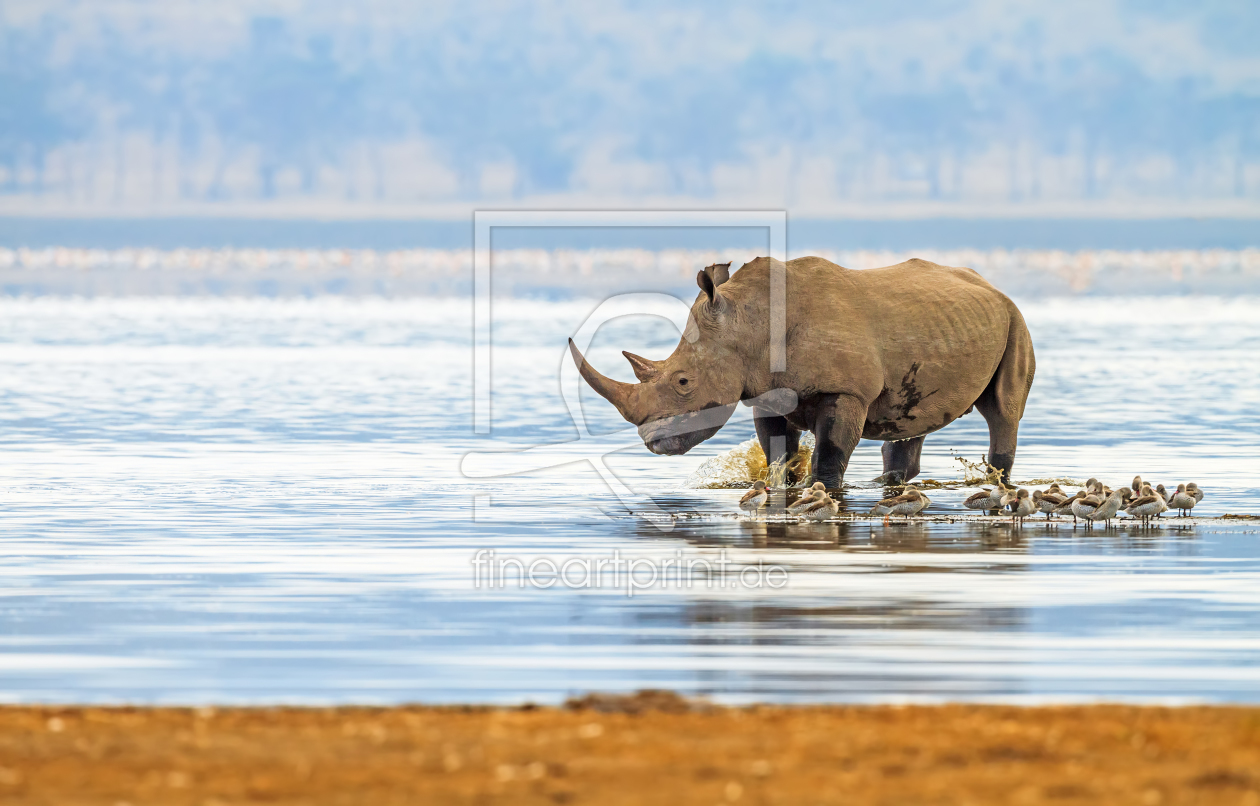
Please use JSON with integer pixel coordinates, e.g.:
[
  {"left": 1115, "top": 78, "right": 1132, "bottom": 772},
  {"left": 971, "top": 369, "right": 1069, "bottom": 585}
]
[
  {"left": 641, "top": 426, "right": 724, "bottom": 455},
  {"left": 637, "top": 404, "right": 736, "bottom": 455}
]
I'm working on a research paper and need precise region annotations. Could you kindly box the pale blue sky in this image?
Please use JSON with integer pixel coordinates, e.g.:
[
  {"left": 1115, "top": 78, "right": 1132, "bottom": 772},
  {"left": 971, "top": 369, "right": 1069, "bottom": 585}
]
[{"left": 2, "top": 0, "right": 1258, "bottom": 214}]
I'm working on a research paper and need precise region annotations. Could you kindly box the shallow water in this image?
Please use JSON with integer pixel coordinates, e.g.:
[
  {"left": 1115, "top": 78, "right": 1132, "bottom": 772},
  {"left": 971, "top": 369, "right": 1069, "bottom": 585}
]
[{"left": 0, "top": 294, "right": 1258, "bottom": 704}]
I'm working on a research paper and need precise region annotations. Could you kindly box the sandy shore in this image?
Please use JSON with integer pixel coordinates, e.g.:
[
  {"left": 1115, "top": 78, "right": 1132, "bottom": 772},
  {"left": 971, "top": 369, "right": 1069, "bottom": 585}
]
[{"left": 1, "top": 693, "right": 1258, "bottom": 804}]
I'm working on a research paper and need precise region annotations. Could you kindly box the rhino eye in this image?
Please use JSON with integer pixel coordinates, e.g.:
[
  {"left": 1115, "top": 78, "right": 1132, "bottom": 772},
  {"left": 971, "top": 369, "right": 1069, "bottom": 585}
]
[{"left": 679, "top": 378, "right": 688, "bottom": 386}]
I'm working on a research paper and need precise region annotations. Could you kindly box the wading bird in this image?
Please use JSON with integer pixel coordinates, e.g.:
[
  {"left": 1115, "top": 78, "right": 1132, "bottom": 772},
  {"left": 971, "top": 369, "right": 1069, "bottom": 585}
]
[
  {"left": 1126, "top": 484, "right": 1168, "bottom": 525},
  {"left": 787, "top": 483, "right": 825, "bottom": 515},
  {"left": 739, "top": 480, "right": 768, "bottom": 519},
  {"left": 802, "top": 491, "right": 839, "bottom": 522},
  {"left": 964, "top": 485, "right": 1008, "bottom": 515},
  {"left": 1007, "top": 488, "right": 1036, "bottom": 526},
  {"left": 870, "top": 487, "right": 929, "bottom": 525},
  {"left": 1167, "top": 483, "right": 1197, "bottom": 517}
]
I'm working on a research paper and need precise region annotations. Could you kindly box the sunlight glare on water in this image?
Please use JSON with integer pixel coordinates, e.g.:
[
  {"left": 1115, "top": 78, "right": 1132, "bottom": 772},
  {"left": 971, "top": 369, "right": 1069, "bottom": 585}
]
[{"left": 0, "top": 291, "right": 1258, "bottom": 704}]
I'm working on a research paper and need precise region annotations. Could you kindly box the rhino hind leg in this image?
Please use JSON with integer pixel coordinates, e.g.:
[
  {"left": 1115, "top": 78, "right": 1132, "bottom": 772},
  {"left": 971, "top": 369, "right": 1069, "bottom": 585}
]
[
  {"left": 973, "top": 308, "right": 1035, "bottom": 484},
  {"left": 753, "top": 410, "right": 802, "bottom": 484},
  {"left": 973, "top": 386, "right": 1020, "bottom": 484},
  {"left": 977, "top": 414, "right": 1017, "bottom": 484},
  {"left": 877, "top": 436, "right": 925, "bottom": 485},
  {"left": 809, "top": 394, "right": 867, "bottom": 491}
]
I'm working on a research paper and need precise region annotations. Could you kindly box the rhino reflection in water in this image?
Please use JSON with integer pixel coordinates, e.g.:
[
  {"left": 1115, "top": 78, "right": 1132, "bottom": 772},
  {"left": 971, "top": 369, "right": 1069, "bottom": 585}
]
[{"left": 568, "top": 256, "right": 1036, "bottom": 489}]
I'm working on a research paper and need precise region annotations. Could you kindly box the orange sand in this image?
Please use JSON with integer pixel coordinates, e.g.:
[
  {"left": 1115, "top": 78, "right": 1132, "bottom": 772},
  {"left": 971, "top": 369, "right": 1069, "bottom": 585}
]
[{"left": 0, "top": 693, "right": 1257, "bottom": 804}]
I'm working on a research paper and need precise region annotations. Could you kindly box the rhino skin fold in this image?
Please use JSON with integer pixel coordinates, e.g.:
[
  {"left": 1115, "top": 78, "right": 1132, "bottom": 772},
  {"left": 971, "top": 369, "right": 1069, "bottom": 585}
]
[{"left": 569, "top": 256, "right": 1035, "bottom": 489}]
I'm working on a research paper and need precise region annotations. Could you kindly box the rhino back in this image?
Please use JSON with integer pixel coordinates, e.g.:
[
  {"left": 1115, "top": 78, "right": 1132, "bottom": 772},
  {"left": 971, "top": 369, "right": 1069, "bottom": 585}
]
[{"left": 729, "top": 256, "right": 1016, "bottom": 439}]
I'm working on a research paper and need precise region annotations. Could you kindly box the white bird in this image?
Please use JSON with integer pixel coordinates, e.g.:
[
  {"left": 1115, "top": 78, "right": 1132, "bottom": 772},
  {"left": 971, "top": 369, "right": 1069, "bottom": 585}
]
[
  {"left": 739, "top": 480, "right": 768, "bottom": 519},
  {"left": 1186, "top": 482, "right": 1204, "bottom": 504}
]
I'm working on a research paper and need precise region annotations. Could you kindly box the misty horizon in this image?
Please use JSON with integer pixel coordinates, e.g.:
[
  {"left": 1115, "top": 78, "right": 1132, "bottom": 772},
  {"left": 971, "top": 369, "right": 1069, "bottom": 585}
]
[{"left": 2, "top": 1, "right": 1259, "bottom": 218}]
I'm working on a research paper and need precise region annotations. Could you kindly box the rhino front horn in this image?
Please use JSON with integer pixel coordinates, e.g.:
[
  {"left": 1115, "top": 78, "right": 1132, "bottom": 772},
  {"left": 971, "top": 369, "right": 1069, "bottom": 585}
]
[{"left": 568, "top": 338, "right": 638, "bottom": 421}]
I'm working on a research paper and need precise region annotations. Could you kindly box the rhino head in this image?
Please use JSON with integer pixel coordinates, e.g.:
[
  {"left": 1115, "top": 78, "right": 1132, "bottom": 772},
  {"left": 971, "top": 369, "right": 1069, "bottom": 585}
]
[{"left": 569, "top": 262, "right": 747, "bottom": 455}]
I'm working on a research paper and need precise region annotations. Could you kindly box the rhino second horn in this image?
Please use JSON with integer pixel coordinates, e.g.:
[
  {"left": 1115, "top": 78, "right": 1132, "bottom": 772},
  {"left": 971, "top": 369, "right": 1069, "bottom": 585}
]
[
  {"left": 623, "top": 351, "right": 659, "bottom": 382},
  {"left": 568, "top": 338, "right": 638, "bottom": 420},
  {"left": 705, "top": 262, "right": 731, "bottom": 285}
]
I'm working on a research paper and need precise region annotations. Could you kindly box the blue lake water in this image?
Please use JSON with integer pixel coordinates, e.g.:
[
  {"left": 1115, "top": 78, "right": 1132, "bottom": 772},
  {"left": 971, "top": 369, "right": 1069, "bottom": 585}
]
[{"left": 0, "top": 292, "right": 1258, "bottom": 705}]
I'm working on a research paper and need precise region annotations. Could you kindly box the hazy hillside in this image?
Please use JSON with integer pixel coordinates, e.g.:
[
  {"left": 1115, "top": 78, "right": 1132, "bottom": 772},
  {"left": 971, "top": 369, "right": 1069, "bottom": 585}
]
[{"left": 2, "top": 0, "right": 1259, "bottom": 214}]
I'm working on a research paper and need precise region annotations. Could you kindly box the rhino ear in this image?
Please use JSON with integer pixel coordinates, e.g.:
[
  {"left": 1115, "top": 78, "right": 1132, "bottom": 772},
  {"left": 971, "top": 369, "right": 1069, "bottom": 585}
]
[
  {"left": 697, "top": 269, "right": 720, "bottom": 305},
  {"left": 704, "top": 262, "right": 731, "bottom": 286},
  {"left": 623, "top": 351, "right": 659, "bottom": 382}
]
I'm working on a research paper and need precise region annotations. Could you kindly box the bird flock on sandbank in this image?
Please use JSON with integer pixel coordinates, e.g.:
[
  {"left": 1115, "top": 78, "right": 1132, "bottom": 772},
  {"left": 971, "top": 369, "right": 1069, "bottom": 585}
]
[{"left": 738, "top": 475, "right": 1205, "bottom": 526}]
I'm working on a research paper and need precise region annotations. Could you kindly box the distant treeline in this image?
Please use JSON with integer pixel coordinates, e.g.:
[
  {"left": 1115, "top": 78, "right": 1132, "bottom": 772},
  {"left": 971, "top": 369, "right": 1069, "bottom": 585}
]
[
  {"left": 1, "top": 2, "right": 1259, "bottom": 208},
  {"left": 1, "top": 247, "right": 1256, "bottom": 298}
]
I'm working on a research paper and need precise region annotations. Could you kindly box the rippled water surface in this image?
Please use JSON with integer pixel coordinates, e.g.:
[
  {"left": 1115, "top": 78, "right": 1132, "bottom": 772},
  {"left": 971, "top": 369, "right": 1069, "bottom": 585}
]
[{"left": 1, "top": 294, "right": 1258, "bottom": 704}]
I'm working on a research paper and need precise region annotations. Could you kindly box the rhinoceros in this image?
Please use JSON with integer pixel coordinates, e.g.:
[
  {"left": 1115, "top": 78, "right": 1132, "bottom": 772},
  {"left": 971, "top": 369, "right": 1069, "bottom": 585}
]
[{"left": 568, "top": 256, "right": 1035, "bottom": 489}]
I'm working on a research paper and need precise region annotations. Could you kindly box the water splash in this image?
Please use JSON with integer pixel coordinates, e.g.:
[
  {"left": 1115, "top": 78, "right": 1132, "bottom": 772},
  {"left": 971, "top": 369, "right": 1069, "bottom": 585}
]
[
  {"left": 951, "top": 454, "right": 1004, "bottom": 486},
  {"left": 684, "top": 432, "right": 814, "bottom": 489}
]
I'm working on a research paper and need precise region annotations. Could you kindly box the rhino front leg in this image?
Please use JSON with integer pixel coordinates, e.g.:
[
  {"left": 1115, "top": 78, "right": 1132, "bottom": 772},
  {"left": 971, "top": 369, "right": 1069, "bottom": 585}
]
[
  {"left": 753, "top": 409, "right": 801, "bottom": 481},
  {"left": 810, "top": 394, "right": 867, "bottom": 490},
  {"left": 878, "top": 436, "right": 925, "bottom": 485}
]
